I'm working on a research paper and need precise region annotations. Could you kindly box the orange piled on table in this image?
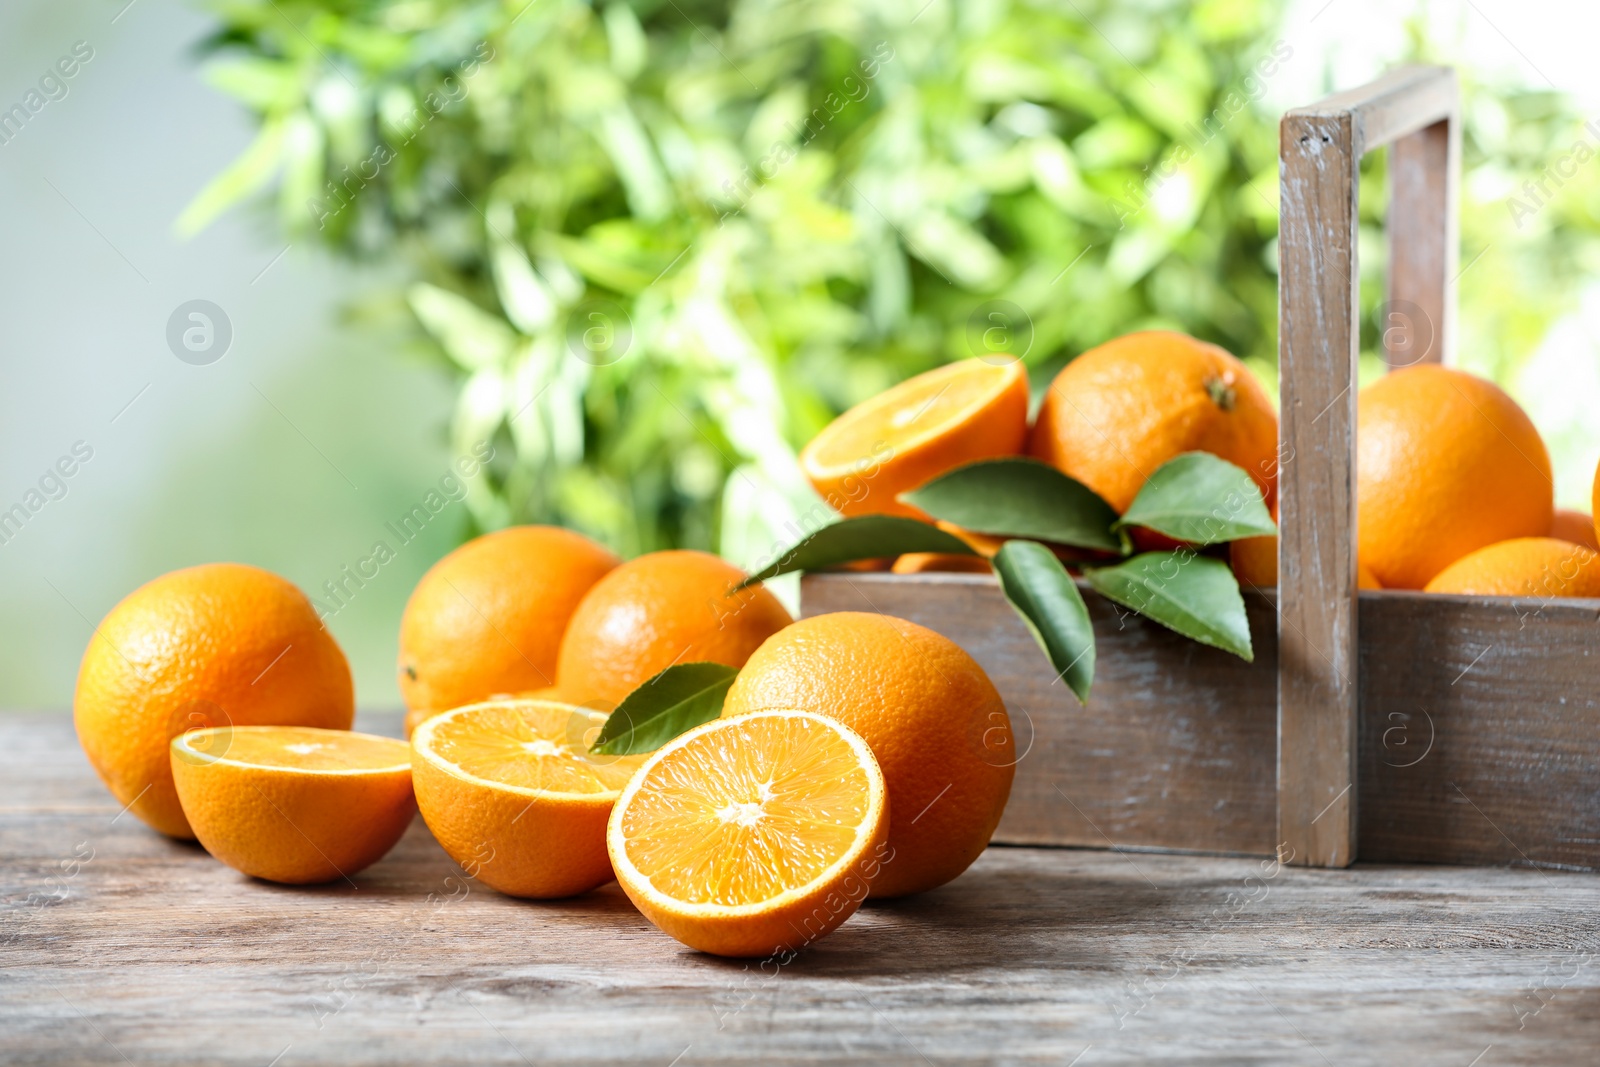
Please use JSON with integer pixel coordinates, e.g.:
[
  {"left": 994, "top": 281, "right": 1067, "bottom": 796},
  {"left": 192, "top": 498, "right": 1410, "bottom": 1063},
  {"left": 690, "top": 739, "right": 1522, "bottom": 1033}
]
[
  {"left": 171, "top": 726, "right": 413, "bottom": 884},
  {"left": 722, "top": 612, "right": 1014, "bottom": 898},
  {"left": 557, "top": 550, "right": 791, "bottom": 708},
  {"left": 1357, "top": 365, "right": 1552, "bottom": 591},
  {"left": 398, "top": 525, "right": 619, "bottom": 731},
  {"left": 608, "top": 711, "right": 889, "bottom": 958},
  {"left": 411, "top": 699, "right": 644, "bottom": 899},
  {"left": 800, "top": 357, "right": 1028, "bottom": 519},
  {"left": 74, "top": 563, "right": 354, "bottom": 839}
]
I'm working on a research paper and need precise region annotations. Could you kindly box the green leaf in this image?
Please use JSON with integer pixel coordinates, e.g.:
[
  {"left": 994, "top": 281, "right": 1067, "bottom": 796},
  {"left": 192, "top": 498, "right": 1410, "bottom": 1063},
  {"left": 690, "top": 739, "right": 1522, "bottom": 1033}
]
[
  {"left": 202, "top": 57, "right": 303, "bottom": 111},
  {"left": 992, "top": 540, "right": 1096, "bottom": 703},
  {"left": 491, "top": 239, "right": 556, "bottom": 334},
  {"left": 278, "top": 111, "right": 325, "bottom": 230},
  {"left": 1114, "top": 452, "right": 1276, "bottom": 545},
  {"left": 595, "top": 104, "right": 672, "bottom": 223},
  {"left": 589, "top": 662, "right": 738, "bottom": 755},
  {"left": 175, "top": 118, "right": 287, "bottom": 237},
  {"left": 1083, "top": 552, "right": 1254, "bottom": 660},
  {"left": 407, "top": 283, "right": 517, "bottom": 371},
  {"left": 737, "top": 516, "right": 979, "bottom": 589},
  {"left": 901, "top": 457, "right": 1121, "bottom": 552}
]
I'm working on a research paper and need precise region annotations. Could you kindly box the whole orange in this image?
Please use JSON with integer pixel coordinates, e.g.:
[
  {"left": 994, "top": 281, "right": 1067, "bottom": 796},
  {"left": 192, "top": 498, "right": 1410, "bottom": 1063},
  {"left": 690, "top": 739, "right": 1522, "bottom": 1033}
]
[
  {"left": 721, "top": 611, "right": 1014, "bottom": 898},
  {"left": 1358, "top": 366, "right": 1552, "bottom": 590},
  {"left": 1593, "top": 458, "right": 1600, "bottom": 548},
  {"left": 398, "top": 526, "right": 619, "bottom": 715},
  {"left": 1029, "top": 331, "right": 1279, "bottom": 514},
  {"left": 74, "top": 563, "right": 354, "bottom": 838},
  {"left": 1550, "top": 509, "right": 1599, "bottom": 552},
  {"left": 1424, "top": 537, "right": 1600, "bottom": 598},
  {"left": 891, "top": 552, "right": 993, "bottom": 574},
  {"left": 556, "top": 550, "right": 792, "bottom": 708},
  {"left": 1230, "top": 536, "right": 1383, "bottom": 591}
]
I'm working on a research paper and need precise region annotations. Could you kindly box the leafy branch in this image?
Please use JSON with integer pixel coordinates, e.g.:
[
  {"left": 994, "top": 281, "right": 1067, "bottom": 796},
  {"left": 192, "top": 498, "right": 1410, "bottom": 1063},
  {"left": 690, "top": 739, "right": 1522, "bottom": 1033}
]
[{"left": 744, "top": 453, "right": 1273, "bottom": 703}]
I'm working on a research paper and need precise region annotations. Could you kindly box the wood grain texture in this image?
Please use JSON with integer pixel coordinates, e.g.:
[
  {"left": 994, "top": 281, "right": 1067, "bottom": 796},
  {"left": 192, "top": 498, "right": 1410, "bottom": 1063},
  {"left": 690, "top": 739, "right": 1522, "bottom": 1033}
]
[
  {"left": 1287, "top": 65, "right": 1457, "bottom": 154},
  {"left": 6, "top": 713, "right": 1600, "bottom": 1066},
  {"left": 1276, "top": 67, "right": 1461, "bottom": 867},
  {"left": 802, "top": 572, "right": 1278, "bottom": 856},
  {"left": 1387, "top": 113, "right": 1458, "bottom": 367},
  {"left": 802, "top": 574, "right": 1600, "bottom": 874},
  {"left": 1278, "top": 107, "right": 1361, "bottom": 868},
  {"left": 1359, "top": 592, "right": 1600, "bottom": 871}
]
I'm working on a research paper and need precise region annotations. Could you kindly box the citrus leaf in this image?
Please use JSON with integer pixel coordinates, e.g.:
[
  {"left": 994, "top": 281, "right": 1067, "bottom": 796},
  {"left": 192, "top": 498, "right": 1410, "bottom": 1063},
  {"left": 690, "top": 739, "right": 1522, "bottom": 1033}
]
[
  {"left": 1083, "top": 551, "right": 1254, "bottom": 661},
  {"left": 736, "top": 516, "right": 978, "bottom": 589},
  {"left": 993, "top": 540, "right": 1096, "bottom": 703},
  {"left": 1114, "top": 452, "right": 1276, "bottom": 545},
  {"left": 589, "top": 662, "right": 738, "bottom": 755},
  {"left": 900, "top": 457, "right": 1121, "bottom": 552}
]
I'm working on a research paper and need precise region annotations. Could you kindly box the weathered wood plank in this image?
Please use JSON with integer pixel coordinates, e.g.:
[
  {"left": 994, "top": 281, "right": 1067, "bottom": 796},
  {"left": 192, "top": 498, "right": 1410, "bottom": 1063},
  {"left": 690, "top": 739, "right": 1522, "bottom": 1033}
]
[
  {"left": 1387, "top": 113, "right": 1458, "bottom": 366},
  {"left": 1359, "top": 591, "right": 1600, "bottom": 870},
  {"left": 1276, "top": 66, "right": 1459, "bottom": 868},
  {"left": 4, "top": 713, "right": 1599, "bottom": 1066},
  {"left": 802, "top": 572, "right": 1278, "bottom": 856},
  {"left": 1287, "top": 65, "right": 1457, "bottom": 155},
  {"left": 1279, "top": 106, "right": 1362, "bottom": 868},
  {"left": 802, "top": 574, "right": 1600, "bottom": 873}
]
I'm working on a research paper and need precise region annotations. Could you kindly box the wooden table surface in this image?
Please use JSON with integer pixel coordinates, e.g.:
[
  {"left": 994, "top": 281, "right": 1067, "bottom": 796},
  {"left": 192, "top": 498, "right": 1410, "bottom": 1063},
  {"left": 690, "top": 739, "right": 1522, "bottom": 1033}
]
[{"left": 5, "top": 711, "right": 1598, "bottom": 1066}]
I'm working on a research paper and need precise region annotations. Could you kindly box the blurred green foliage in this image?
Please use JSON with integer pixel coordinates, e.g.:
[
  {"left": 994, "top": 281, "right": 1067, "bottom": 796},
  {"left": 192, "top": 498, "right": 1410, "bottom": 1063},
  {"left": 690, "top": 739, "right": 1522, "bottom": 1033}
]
[{"left": 190, "top": 0, "right": 1600, "bottom": 560}]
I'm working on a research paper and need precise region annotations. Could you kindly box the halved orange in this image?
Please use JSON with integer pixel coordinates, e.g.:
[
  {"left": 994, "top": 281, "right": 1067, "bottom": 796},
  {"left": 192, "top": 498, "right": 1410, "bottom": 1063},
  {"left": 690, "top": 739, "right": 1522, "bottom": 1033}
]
[
  {"left": 800, "top": 358, "right": 1028, "bottom": 519},
  {"left": 170, "top": 726, "right": 414, "bottom": 885},
  {"left": 411, "top": 699, "right": 644, "bottom": 898},
  {"left": 402, "top": 685, "right": 574, "bottom": 740},
  {"left": 607, "top": 710, "right": 889, "bottom": 958}
]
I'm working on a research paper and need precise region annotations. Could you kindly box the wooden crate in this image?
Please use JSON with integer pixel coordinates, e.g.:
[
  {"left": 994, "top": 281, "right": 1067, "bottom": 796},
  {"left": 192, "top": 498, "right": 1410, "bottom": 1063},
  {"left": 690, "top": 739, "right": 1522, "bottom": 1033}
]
[{"left": 801, "top": 66, "right": 1600, "bottom": 871}]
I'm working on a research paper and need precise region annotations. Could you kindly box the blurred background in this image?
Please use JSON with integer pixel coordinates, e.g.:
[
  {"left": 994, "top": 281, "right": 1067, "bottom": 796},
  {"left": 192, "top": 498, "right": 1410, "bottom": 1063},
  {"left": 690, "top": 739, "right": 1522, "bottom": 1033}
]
[{"left": 4, "top": 0, "right": 1598, "bottom": 710}]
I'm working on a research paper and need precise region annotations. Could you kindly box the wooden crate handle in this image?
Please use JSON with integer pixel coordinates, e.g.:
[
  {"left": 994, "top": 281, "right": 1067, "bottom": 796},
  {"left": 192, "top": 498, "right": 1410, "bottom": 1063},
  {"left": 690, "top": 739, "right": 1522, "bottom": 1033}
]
[{"left": 1277, "top": 66, "right": 1459, "bottom": 867}]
